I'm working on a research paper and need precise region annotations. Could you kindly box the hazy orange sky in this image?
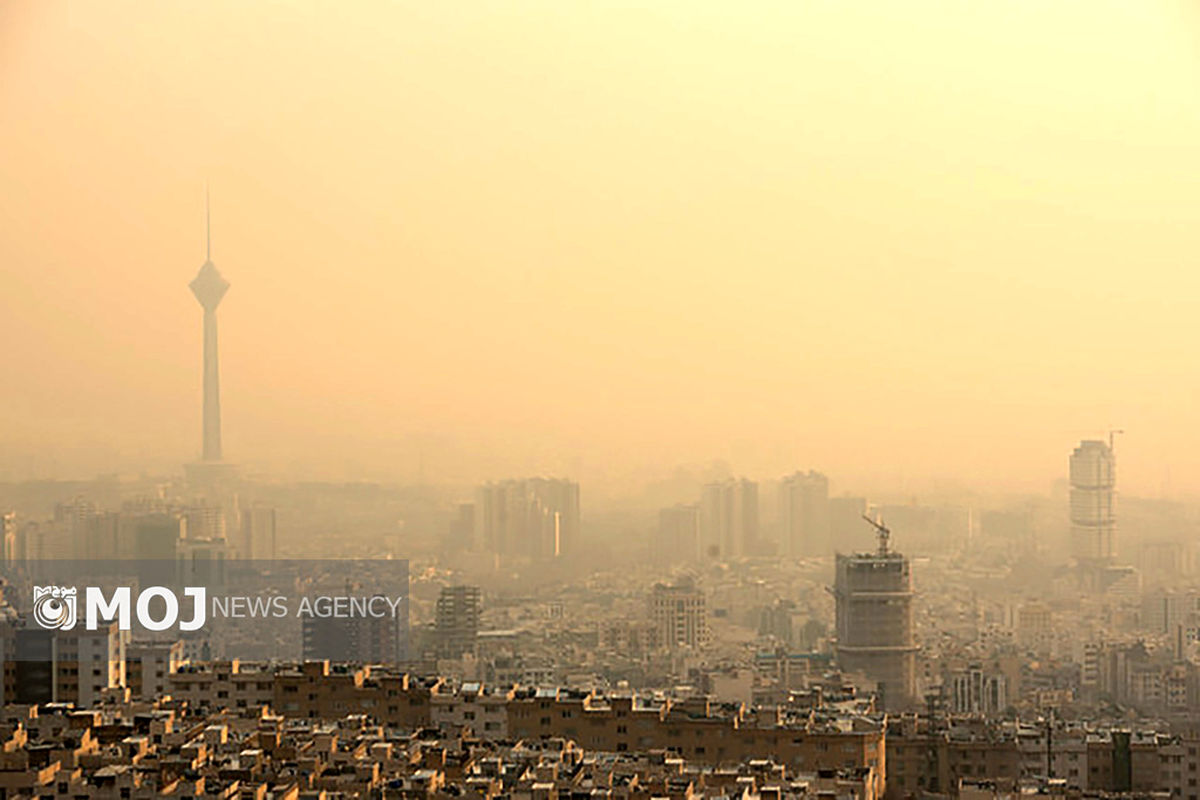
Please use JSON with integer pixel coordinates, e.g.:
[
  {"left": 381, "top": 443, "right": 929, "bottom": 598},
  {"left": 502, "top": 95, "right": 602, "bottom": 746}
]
[{"left": 2, "top": 2, "right": 1200, "bottom": 497}]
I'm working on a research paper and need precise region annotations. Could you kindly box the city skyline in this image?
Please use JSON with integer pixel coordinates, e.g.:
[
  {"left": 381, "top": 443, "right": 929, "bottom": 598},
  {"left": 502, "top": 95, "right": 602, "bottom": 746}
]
[
  {"left": 3, "top": 3, "right": 1200, "bottom": 495},
  {"left": 7, "top": 5, "right": 1200, "bottom": 797}
]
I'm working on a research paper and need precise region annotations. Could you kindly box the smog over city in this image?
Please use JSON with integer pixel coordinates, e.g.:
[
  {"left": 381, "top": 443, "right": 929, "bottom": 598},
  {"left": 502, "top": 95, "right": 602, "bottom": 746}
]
[{"left": 3, "top": 3, "right": 1200, "bottom": 798}]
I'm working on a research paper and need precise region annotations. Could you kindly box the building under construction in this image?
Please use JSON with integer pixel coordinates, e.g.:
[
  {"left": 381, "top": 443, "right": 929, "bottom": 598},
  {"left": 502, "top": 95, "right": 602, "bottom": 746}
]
[{"left": 833, "top": 516, "right": 917, "bottom": 710}]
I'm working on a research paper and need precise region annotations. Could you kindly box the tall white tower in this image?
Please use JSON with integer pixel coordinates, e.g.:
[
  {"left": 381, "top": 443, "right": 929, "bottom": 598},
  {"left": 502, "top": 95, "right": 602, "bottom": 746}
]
[
  {"left": 189, "top": 193, "right": 229, "bottom": 463},
  {"left": 1069, "top": 439, "right": 1116, "bottom": 564}
]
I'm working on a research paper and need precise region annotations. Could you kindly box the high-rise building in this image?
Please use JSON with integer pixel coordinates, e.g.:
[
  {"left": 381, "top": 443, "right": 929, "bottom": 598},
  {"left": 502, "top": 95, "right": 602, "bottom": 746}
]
[
  {"left": 1070, "top": 439, "right": 1117, "bottom": 565},
  {"left": 238, "top": 506, "right": 277, "bottom": 560},
  {"left": 302, "top": 578, "right": 406, "bottom": 664},
  {"left": 302, "top": 611, "right": 403, "bottom": 664},
  {"left": 779, "top": 471, "right": 830, "bottom": 558},
  {"left": 699, "top": 478, "right": 758, "bottom": 559},
  {"left": 18, "top": 520, "right": 72, "bottom": 563},
  {"left": 121, "top": 512, "right": 183, "bottom": 562},
  {"left": 649, "top": 578, "right": 708, "bottom": 650},
  {"left": 46, "top": 499, "right": 118, "bottom": 560},
  {"left": 655, "top": 503, "right": 700, "bottom": 564},
  {"left": 184, "top": 503, "right": 226, "bottom": 542},
  {"left": 81, "top": 512, "right": 120, "bottom": 561},
  {"left": 434, "top": 585, "right": 482, "bottom": 659},
  {"left": 54, "top": 497, "right": 96, "bottom": 557},
  {"left": 176, "top": 537, "right": 229, "bottom": 587},
  {"left": 833, "top": 519, "right": 917, "bottom": 710},
  {"left": 1015, "top": 601, "right": 1054, "bottom": 652},
  {"left": 476, "top": 478, "right": 580, "bottom": 561}
]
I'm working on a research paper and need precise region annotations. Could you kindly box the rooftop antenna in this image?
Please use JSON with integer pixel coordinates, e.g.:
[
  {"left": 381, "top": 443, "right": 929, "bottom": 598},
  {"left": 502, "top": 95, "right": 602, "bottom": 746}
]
[{"left": 862, "top": 513, "right": 891, "bottom": 556}]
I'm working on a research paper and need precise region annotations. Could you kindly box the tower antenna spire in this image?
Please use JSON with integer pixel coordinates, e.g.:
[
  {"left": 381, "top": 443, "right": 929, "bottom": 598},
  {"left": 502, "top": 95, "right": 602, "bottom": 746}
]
[{"left": 205, "top": 185, "right": 211, "bottom": 262}]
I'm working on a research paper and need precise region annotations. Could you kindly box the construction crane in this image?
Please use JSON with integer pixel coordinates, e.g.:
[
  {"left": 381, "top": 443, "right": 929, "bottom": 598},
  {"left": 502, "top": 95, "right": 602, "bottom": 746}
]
[
  {"left": 1108, "top": 428, "right": 1124, "bottom": 452},
  {"left": 861, "top": 513, "right": 891, "bottom": 556}
]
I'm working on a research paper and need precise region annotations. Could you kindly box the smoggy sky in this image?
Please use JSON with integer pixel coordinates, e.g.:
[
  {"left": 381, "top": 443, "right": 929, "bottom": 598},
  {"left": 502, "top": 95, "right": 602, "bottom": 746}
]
[{"left": 2, "top": 2, "right": 1200, "bottom": 497}]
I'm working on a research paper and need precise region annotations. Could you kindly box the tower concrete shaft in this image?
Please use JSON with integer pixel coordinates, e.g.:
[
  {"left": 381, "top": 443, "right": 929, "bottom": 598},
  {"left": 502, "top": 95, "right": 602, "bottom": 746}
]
[{"left": 201, "top": 306, "right": 222, "bottom": 460}]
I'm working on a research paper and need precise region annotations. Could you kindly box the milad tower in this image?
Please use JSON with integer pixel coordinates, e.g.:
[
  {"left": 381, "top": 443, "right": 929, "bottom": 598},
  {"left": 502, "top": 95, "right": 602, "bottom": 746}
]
[{"left": 185, "top": 193, "right": 236, "bottom": 486}]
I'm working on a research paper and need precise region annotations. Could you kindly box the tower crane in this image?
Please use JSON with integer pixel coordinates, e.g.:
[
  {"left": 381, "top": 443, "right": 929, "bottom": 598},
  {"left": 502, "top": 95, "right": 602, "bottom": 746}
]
[{"left": 861, "top": 513, "right": 891, "bottom": 556}]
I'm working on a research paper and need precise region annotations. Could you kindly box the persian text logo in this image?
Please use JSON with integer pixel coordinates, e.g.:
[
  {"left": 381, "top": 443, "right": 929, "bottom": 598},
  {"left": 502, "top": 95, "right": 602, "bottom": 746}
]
[{"left": 33, "top": 586, "right": 77, "bottom": 630}]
